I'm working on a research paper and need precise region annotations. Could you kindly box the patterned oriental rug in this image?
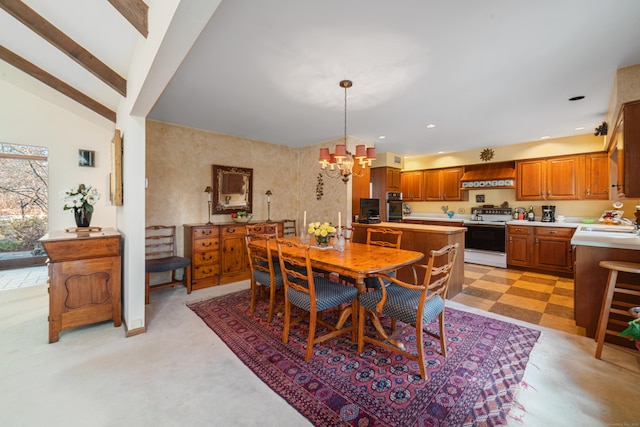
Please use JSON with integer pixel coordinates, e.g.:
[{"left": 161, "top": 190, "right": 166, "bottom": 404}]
[{"left": 188, "top": 290, "right": 541, "bottom": 426}]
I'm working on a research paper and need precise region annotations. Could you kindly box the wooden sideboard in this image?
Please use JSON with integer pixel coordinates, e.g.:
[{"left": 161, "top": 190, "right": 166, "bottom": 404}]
[
  {"left": 184, "top": 221, "right": 284, "bottom": 288},
  {"left": 40, "top": 228, "right": 122, "bottom": 343}
]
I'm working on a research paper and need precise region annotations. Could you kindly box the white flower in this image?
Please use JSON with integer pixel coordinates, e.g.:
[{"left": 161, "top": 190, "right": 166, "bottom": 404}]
[{"left": 61, "top": 184, "right": 101, "bottom": 212}]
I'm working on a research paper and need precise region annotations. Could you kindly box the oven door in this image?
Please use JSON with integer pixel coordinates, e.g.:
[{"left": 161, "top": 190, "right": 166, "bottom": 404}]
[
  {"left": 464, "top": 223, "right": 506, "bottom": 253},
  {"left": 386, "top": 200, "right": 403, "bottom": 222}
]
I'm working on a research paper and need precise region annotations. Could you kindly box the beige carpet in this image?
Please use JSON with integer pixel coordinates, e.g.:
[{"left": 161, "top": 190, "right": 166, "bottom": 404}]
[{"left": 1, "top": 281, "right": 639, "bottom": 426}]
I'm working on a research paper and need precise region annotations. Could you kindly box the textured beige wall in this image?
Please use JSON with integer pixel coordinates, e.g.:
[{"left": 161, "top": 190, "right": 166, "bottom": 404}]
[{"left": 146, "top": 120, "right": 350, "bottom": 253}]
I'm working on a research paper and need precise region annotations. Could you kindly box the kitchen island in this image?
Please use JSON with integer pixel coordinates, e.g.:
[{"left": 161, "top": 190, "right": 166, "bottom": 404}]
[
  {"left": 352, "top": 222, "right": 466, "bottom": 298},
  {"left": 571, "top": 224, "right": 640, "bottom": 346}
]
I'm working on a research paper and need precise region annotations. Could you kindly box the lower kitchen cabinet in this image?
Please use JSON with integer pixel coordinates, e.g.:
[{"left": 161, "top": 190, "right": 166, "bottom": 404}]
[
  {"left": 507, "top": 224, "right": 575, "bottom": 274},
  {"left": 507, "top": 225, "right": 531, "bottom": 267},
  {"left": 533, "top": 227, "right": 574, "bottom": 273}
]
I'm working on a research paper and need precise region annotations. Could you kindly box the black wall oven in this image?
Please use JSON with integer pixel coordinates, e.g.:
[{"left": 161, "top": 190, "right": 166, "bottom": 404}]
[{"left": 386, "top": 192, "right": 403, "bottom": 222}]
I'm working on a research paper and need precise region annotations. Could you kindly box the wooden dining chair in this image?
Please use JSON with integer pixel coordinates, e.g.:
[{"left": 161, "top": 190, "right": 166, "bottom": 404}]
[
  {"left": 282, "top": 219, "right": 297, "bottom": 237},
  {"left": 245, "top": 232, "right": 283, "bottom": 323},
  {"left": 145, "top": 225, "right": 192, "bottom": 304},
  {"left": 276, "top": 239, "right": 358, "bottom": 361},
  {"left": 246, "top": 222, "right": 280, "bottom": 237},
  {"left": 364, "top": 227, "right": 403, "bottom": 289},
  {"left": 358, "top": 243, "right": 458, "bottom": 379}
]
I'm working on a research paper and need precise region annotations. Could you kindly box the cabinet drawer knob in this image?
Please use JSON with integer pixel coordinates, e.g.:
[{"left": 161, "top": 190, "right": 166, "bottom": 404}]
[{"left": 549, "top": 230, "right": 557, "bottom": 234}]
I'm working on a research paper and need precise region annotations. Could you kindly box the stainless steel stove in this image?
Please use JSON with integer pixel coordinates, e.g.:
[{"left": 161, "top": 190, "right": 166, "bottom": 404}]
[{"left": 463, "top": 207, "right": 512, "bottom": 268}]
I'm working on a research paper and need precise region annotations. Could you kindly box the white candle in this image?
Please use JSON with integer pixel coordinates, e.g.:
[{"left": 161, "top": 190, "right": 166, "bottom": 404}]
[
  {"left": 303, "top": 210, "right": 307, "bottom": 227},
  {"left": 338, "top": 212, "right": 341, "bottom": 230}
]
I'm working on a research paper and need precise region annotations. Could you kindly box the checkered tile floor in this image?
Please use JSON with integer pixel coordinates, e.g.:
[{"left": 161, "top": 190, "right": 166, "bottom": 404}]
[{"left": 452, "top": 263, "right": 580, "bottom": 335}]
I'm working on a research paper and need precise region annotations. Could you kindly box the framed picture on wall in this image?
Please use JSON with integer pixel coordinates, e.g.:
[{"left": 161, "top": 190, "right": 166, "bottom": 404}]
[{"left": 78, "top": 149, "right": 95, "bottom": 167}]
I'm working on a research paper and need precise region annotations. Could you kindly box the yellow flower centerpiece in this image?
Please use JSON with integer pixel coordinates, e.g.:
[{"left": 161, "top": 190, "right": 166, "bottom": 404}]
[{"left": 307, "top": 221, "right": 336, "bottom": 247}]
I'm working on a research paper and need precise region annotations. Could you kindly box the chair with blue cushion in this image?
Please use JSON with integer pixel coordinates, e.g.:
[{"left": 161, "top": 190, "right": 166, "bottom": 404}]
[
  {"left": 364, "top": 227, "right": 403, "bottom": 289},
  {"left": 358, "top": 243, "right": 458, "bottom": 379},
  {"left": 145, "top": 225, "right": 191, "bottom": 304},
  {"left": 245, "top": 230, "right": 283, "bottom": 323},
  {"left": 276, "top": 239, "right": 358, "bottom": 361}
]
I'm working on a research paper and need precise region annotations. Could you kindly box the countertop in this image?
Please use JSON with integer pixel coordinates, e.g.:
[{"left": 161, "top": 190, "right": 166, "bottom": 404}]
[
  {"left": 571, "top": 223, "right": 640, "bottom": 250},
  {"left": 353, "top": 221, "right": 466, "bottom": 234},
  {"left": 403, "top": 213, "right": 583, "bottom": 227}
]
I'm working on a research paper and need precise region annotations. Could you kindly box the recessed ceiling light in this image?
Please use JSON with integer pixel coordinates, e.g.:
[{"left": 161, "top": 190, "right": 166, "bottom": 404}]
[
  {"left": 540, "top": 135, "right": 550, "bottom": 140},
  {"left": 378, "top": 135, "right": 386, "bottom": 139},
  {"left": 437, "top": 151, "right": 445, "bottom": 154},
  {"left": 569, "top": 96, "right": 585, "bottom": 101},
  {"left": 426, "top": 124, "right": 436, "bottom": 129},
  {"left": 574, "top": 126, "right": 587, "bottom": 131}
]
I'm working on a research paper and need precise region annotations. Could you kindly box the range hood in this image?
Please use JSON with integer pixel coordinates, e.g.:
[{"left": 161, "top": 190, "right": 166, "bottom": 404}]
[{"left": 460, "top": 161, "right": 516, "bottom": 189}]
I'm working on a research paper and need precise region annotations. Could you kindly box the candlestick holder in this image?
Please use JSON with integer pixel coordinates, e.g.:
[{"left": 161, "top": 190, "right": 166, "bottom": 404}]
[
  {"left": 265, "top": 190, "right": 273, "bottom": 222},
  {"left": 204, "top": 186, "right": 213, "bottom": 224}
]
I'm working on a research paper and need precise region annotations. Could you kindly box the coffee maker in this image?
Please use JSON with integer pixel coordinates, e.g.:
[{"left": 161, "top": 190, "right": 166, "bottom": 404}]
[{"left": 541, "top": 205, "right": 556, "bottom": 222}]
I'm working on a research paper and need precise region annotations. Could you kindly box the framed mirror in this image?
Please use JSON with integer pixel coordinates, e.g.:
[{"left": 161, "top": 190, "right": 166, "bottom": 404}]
[{"left": 212, "top": 165, "right": 253, "bottom": 214}]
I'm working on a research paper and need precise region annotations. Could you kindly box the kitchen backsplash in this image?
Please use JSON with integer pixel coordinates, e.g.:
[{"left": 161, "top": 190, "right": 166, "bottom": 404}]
[{"left": 405, "top": 188, "right": 637, "bottom": 220}]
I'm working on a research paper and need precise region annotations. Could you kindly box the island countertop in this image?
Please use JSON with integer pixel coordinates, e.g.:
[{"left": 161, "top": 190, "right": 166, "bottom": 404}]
[{"left": 352, "top": 222, "right": 465, "bottom": 298}]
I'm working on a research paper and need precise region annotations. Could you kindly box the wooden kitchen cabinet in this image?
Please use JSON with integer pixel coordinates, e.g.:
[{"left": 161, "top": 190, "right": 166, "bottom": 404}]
[
  {"left": 532, "top": 227, "right": 574, "bottom": 273},
  {"left": 184, "top": 224, "right": 220, "bottom": 289},
  {"left": 220, "top": 224, "right": 249, "bottom": 284},
  {"left": 516, "top": 155, "right": 582, "bottom": 200},
  {"left": 583, "top": 152, "right": 610, "bottom": 200},
  {"left": 351, "top": 166, "right": 371, "bottom": 217},
  {"left": 370, "top": 167, "right": 401, "bottom": 222},
  {"left": 507, "top": 224, "right": 575, "bottom": 274},
  {"left": 400, "top": 171, "right": 424, "bottom": 200},
  {"left": 423, "top": 167, "right": 466, "bottom": 201},
  {"left": 40, "top": 228, "right": 122, "bottom": 343},
  {"left": 609, "top": 100, "right": 640, "bottom": 199},
  {"left": 507, "top": 225, "right": 531, "bottom": 267}
]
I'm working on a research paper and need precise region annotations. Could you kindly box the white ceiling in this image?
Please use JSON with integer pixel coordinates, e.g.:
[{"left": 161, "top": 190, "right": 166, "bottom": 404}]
[{"left": 4, "top": 1, "right": 640, "bottom": 156}]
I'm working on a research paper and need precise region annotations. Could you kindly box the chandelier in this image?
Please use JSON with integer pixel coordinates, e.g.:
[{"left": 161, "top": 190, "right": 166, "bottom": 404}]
[{"left": 318, "top": 80, "right": 376, "bottom": 183}]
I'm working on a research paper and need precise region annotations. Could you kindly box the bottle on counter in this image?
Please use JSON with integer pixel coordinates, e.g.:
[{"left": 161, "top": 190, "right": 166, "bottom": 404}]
[{"left": 528, "top": 205, "right": 535, "bottom": 221}]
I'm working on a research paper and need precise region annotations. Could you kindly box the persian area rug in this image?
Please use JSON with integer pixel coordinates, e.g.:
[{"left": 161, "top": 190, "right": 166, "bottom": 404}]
[{"left": 188, "top": 290, "right": 541, "bottom": 426}]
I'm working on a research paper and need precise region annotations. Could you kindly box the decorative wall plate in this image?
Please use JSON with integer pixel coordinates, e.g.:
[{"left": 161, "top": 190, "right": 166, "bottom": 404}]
[{"left": 479, "top": 148, "right": 494, "bottom": 162}]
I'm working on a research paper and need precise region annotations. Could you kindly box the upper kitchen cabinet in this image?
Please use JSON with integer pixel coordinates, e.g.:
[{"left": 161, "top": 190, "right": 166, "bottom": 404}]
[
  {"left": 370, "top": 167, "right": 399, "bottom": 221},
  {"left": 583, "top": 152, "right": 610, "bottom": 200},
  {"left": 609, "top": 100, "right": 640, "bottom": 199},
  {"left": 400, "top": 170, "right": 424, "bottom": 201},
  {"left": 424, "top": 167, "right": 467, "bottom": 201},
  {"left": 516, "top": 155, "right": 582, "bottom": 200}
]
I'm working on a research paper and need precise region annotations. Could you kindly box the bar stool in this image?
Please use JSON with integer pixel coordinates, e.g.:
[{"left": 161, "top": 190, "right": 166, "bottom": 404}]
[{"left": 595, "top": 260, "right": 640, "bottom": 359}]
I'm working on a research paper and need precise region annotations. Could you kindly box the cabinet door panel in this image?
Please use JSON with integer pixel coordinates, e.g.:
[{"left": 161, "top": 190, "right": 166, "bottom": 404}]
[
  {"left": 507, "top": 234, "right": 530, "bottom": 266},
  {"left": 516, "top": 160, "right": 545, "bottom": 200},
  {"left": 534, "top": 238, "right": 572, "bottom": 272},
  {"left": 547, "top": 156, "right": 581, "bottom": 200},
  {"left": 424, "top": 170, "right": 442, "bottom": 200},
  {"left": 584, "top": 153, "right": 610, "bottom": 199},
  {"left": 442, "top": 167, "right": 464, "bottom": 201}
]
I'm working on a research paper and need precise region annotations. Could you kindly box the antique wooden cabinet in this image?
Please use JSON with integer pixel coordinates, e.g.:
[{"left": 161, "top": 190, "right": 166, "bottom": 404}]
[
  {"left": 40, "top": 228, "right": 122, "bottom": 343},
  {"left": 184, "top": 224, "right": 220, "bottom": 289},
  {"left": 185, "top": 221, "right": 284, "bottom": 288},
  {"left": 400, "top": 171, "right": 424, "bottom": 201}
]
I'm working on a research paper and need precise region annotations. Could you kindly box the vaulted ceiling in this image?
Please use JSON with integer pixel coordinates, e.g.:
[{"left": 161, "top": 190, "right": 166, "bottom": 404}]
[{"left": 3, "top": 1, "right": 640, "bottom": 156}]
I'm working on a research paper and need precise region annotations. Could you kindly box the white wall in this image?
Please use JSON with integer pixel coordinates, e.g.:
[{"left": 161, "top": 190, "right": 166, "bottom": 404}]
[{"left": 0, "top": 79, "right": 117, "bottom": 231}]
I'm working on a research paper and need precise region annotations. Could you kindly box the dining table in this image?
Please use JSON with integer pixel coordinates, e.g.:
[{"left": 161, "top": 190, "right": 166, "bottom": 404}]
[{"left": 250, "top": 235, "right": 425, "bottom": 341}]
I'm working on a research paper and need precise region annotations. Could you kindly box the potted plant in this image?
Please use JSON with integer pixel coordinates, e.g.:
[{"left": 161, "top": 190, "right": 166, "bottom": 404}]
[{"left": 620, "top": 307, "right": 640, "bottom": 351}]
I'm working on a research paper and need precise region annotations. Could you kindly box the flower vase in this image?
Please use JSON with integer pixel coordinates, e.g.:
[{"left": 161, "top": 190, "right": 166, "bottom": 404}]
[
  {"left": 74, "top": 207, "right": 92, "bottom": 228},
  {"left": 315, "top": 235, "right": 330, "bottom": 248}
]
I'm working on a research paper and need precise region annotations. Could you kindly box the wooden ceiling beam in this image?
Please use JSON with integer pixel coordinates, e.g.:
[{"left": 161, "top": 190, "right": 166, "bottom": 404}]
[
  {"left": 108, "top": 0, "right": 148, "bottom": 38},
  {"left": 0, "top": 45, "right": 116, "bottom": 122},
  {"left": 0, "top": 0, "right": 127, "bottom": 96}
]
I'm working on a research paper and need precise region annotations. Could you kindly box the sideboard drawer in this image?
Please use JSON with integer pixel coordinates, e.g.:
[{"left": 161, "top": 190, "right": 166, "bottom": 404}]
[
  {"left": 193, "top": 227, "right": 219, "bottom": 239},
  {"left": 221, "top": 225, "right": 246, "bottom": 236},
  {"left": 193, "top": 238, "right": 219, "bottom": 252},
  {"left": 194, "top": 264, "right": 220, "bottom": 280},
  {"left": 192, "top": 250, "right": 219, "bottom": 266}
]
